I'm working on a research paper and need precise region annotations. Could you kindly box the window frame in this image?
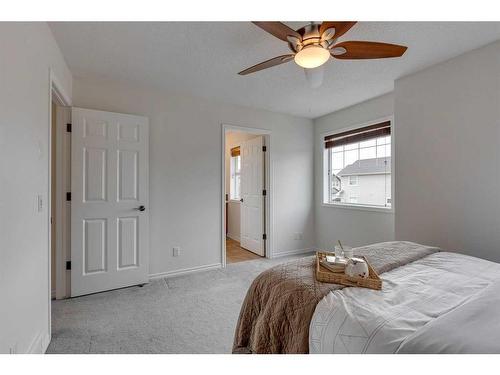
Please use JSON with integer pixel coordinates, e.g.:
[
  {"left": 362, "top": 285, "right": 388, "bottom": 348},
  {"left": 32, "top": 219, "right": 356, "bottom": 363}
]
[
  {"left": 229, "top": 154, "right": 241, "bottom": 201},
  {"left": 322, "top": 116, "right": 395, "bottom": 214}
]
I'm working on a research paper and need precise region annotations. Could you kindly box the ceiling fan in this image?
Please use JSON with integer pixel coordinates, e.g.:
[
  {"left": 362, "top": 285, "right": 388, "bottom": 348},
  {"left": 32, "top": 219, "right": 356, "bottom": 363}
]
[{"left": 238, "top": 22, "right": 408, "bottom": 76}]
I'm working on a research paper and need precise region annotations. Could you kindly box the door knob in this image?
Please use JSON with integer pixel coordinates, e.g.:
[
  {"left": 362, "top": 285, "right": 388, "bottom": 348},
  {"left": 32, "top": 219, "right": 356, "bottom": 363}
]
[
  {"left": 137, "top": 205, "right": 146, "bottom": 211},
  {"left": 240, "top": 198, "right": 243, "bottom": 203}
]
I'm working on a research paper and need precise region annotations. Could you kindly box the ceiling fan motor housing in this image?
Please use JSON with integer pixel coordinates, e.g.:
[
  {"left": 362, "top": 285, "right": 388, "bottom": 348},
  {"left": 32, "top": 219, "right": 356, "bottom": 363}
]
[{"left": 289, "top": 23, "right": 338, "bottom": 53}]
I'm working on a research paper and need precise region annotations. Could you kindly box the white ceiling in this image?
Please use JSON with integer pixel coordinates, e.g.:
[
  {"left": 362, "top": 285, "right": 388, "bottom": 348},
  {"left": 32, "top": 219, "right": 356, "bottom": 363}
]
[{"left": 49, "top": 22, "right": 500, "bottom": 118}]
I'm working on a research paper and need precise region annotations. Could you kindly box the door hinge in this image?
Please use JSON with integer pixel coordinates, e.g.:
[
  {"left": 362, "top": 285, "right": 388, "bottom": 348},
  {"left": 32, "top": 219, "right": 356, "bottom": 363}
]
[
  {"left": 263, "top": 234, "right": 267, "bottom": 240},
  {"left": 66, "top": 123, "right": 72, "bottom": 133},
  {"left": 66, "top": 192, "right": 71, "bottom": 201},
  {"left": 262, "top": 146, "right": 267, "bottom": 152},
  {"left": 66, "top": 261, "right": 71, "bottom": 270},
  {"left": 262, "top": 189, "right": 267, "bottom": 196}
]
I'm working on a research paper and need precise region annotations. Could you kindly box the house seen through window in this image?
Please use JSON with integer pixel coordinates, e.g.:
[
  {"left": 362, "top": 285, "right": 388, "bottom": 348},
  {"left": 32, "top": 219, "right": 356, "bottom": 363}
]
[{"left": 324, "top": 121, "right": 391, "bottom": 208}]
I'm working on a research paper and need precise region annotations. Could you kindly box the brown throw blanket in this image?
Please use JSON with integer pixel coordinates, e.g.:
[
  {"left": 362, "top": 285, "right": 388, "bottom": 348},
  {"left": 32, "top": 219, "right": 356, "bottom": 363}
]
[{"left": 232, "top": 241, "right": 439, "bottom": 354}]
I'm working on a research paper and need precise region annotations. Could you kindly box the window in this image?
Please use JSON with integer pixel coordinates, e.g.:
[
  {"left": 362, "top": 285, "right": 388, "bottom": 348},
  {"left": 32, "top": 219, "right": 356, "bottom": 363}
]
[
  {"left": 324, "top": 121, "right": 392, "bottom": 208},
  {"left": 230, "top": 147, "right": 241, "bottom": 200}
]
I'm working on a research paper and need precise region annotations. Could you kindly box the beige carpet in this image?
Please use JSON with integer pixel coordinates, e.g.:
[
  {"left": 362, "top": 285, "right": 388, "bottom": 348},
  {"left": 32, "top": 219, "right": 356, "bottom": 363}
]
[{"left": 47, "top": 252, "right": 312, "bottom": 354}]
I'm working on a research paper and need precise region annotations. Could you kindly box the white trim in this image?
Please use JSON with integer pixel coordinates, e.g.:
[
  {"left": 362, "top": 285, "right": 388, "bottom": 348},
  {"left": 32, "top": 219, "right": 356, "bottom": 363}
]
[
  {"left": 271, "top": 248, "right": 315, "bottom": 258},
  {"left": 341, "top": 172, "right": 390, "bottom": 176},
  {"left": 50, "top": 70, "right": 72, "bottom": 107},
  {"left": 321, "top": 115, "right": 395, "bottom": 213},
  {"left": 221, "top": 124, "right": 274, "bottom": 267},
  {"left": 149, "top": 263, "right": 222, "bottom": 280},
  {"left": 321, "top": 202, "right": 394, "bottom": 214},
  {"left": 27, "top": 331, "right": 51, "bottom": 354},
  {"left": 320, "top": 115, "right": 393, "bottom": 141},
  {"left": 226, "top": 233, "right": 240, "bottom": 242}
]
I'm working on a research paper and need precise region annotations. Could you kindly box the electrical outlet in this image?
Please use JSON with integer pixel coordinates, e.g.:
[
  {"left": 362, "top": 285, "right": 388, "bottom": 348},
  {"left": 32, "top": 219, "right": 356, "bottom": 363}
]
[{"left": 173, "top": 247, "right": 180, "bottom": 257}]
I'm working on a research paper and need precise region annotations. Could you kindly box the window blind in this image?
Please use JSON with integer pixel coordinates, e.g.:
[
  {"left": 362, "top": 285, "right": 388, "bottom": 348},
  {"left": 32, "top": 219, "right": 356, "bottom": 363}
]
[
  {"left": 324, "top": 121, "right": 391, "bottom": 149},
  {"left": 230, "top": 146, "right": 240, "bottom": 157}
]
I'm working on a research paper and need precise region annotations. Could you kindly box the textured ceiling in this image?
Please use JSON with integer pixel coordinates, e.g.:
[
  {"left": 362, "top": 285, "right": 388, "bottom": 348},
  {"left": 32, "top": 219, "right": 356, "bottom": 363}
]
[{"left": 49, "top": 22, "right": 500, "bottom": 118}]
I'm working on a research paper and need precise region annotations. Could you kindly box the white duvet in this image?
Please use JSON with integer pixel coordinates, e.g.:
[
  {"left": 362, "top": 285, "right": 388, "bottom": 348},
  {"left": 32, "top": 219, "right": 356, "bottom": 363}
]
[{"left": 309, "top": 252, "right": 500, "bottom": 354}]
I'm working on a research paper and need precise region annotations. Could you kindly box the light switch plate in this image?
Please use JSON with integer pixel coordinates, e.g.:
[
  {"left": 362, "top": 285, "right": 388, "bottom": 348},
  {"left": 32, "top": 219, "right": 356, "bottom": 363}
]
[
  {"left": 36, "top": 194, "right": 43, "bottom": 213},
  {"left": 173, "top": 247, "right": 180, "bottom": 257}
]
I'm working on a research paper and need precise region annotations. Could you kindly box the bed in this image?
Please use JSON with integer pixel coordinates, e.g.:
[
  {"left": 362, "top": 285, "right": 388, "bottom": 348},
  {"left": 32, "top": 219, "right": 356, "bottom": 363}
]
[{"left": 232, "top": 241, "right": 500, "bottom": 354}]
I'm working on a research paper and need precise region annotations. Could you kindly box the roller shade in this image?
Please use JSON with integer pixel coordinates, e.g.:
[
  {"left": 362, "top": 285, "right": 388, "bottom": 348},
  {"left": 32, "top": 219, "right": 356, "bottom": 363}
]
[
  {"left": 325, "top": 121, "right": 391, "bottom": 149},
  {"left": 230, "top": 146, "right": 240, "bottom": 157}
]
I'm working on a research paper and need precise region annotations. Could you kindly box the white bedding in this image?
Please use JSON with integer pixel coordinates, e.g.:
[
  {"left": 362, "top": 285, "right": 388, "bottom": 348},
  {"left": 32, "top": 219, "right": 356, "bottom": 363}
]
[{"left": 309, "top": 252, "right": 500, "bottom": 354}]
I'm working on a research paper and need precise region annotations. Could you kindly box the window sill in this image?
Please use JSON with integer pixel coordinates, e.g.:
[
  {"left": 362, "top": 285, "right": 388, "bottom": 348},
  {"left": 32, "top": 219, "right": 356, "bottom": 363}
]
[{"left": 321, "top": 202, "right": 394, "bottom": 214}]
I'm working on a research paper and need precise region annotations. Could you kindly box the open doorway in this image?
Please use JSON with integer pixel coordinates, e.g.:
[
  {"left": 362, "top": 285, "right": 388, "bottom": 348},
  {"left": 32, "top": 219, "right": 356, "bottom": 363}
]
[
  {"left": 222, "top": 126, "right": 271, "bottom": 265},
  {"left": 50, "top": 99, "right": 57, "bottom": 299},
  {"left": 49, "top": 73, "right": 72, "bottom": 304},
  {"left": 50, "top": 99, "right": 70, "bottom": 300}
]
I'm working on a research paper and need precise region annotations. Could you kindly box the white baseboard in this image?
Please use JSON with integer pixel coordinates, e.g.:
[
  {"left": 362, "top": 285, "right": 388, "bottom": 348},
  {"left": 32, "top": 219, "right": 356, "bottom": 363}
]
[
  {"left": 271, "top": 247, "right": 315, "bottom": 258},
  {"left": 27, "top": 330, "right": 50, "bottom": 354},
  {"left": 149, "top": 263, "right": 222, "bottom": 280},
  {"left": 226, "top": 233, "right": 240, "bottom": 242}
]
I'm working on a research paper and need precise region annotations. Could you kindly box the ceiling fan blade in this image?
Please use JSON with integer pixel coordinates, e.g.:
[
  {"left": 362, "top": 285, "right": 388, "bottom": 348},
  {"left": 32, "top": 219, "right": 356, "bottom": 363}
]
[
  {"left": 252, "top": 22, "right": 302, "bottom": 42},
  {"left": 331, "top": 41, "right": 408, "bottom": 59},
  {"left": 238, "top": 54, "right": 295, "bottom": 75},
  {"left": 319, "top": 22, "right": 357, "bottom": 39}
]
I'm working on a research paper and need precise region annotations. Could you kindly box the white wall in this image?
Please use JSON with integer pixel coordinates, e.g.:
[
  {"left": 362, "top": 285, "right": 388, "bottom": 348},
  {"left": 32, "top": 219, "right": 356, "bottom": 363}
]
[
  {"left": 314, "top": 94, "right": 395, "bottom": 250},
  {"left": 224, "top": 131, "right": 258, "bottom": 242},
  {"left": 395, "top": 40, "right": 500, "bottom": 262},
  {"left": 0, "top": 23, "right": 72, "bottom": 353},
  {"left": 72, "top": 77, "right": 315, "bottom": 276}
]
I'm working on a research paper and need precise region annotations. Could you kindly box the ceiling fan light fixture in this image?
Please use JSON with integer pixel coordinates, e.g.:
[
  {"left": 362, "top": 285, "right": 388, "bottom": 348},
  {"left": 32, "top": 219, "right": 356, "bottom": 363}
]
[{"left": 294, "top": 45, "right": 330, "bottom": 69}]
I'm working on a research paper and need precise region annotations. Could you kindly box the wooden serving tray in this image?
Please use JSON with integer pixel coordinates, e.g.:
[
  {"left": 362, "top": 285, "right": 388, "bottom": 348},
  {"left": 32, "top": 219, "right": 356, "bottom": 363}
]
[{"left": 315, "top": 251, "right": 382, "bottom": 290}]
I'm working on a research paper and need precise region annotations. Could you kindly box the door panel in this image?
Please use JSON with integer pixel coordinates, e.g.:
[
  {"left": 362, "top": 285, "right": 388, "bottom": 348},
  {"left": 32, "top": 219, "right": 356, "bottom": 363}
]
[
  {"left": 84, "top": 148, "right": 107, "bottom": 202},
  {"left": 117, "top": 150, "right": 138, "bottom": 201},
  {"left": 83, "top": 218, "right": 107, "bottom": 274},
  {"left": 71, "top": 107, "right": 149, "bottom": 297},
  {"left": 117, "top": 216, "right": 139, "bottom": 269},
  {"left": 118, "top": 123, "right": 140, "bottom": 142},
  {"left": 240, "top": 136, "right": 265, "bottom": 256}
]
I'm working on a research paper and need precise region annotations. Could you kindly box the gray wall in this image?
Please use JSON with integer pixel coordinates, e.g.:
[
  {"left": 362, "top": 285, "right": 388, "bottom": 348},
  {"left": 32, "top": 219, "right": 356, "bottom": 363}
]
[
  {"left": 395, "top": 40, "right": 500, "bottom": 261},
  {"left": 314, "top": 94, "right": 395, "bottom": 250},
  {"left": 73, "top": 77, "right": 315, "bottom": 276},
  {"left": 0, "top": 23, "right": 73, "bottom": 353}
]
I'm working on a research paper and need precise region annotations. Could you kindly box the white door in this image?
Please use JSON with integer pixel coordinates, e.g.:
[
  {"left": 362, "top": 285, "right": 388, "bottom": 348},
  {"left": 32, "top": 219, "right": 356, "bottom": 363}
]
[
  {"left": 71, "top": 108, "right": 149, "bottom": 297},
  {"left": 240, "top": 136, "right": 265, "bottom": 256}
]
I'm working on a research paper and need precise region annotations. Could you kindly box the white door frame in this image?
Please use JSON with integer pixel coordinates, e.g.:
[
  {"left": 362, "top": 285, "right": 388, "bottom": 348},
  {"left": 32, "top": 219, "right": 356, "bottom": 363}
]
[
  {"left": 221, "top": 124, "right": 274, "bottom": 267},
  {"left": 48, "top": 69, "right": 72, "bottom": 341},
  {"left": 53, "top": 105, "right": 71, "bottom": 300}
]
